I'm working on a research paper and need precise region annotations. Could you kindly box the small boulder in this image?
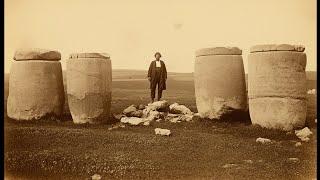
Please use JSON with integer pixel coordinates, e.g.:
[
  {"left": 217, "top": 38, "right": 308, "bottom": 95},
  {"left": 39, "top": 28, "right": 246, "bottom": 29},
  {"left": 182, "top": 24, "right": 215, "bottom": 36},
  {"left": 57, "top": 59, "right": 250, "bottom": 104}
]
[
  {"left": 131, "top": 110, "right": 143, "bottom": 118},
  {"left": 120, "top": 117, "right": 144, "bottom": 126},
  {"left": 155, "top": 128, "right": 171, "bottom": 136},
  {"left": 147, "top": 100, "right": 170, "bottom": 112},
  {"left": 123, "top": 105, "right": 137, "bottom": 116},
  {"left": 169, "top": 103, "right": 193, "bottom": 115},
  {"left": 113, "top": 114, "right": 125, "bottom": 121},
  {"left": 295, "top": 142, "right": 302, "bottom": 147},
  {"left": 307, "top": 89, "right": 316, "bottom": 95},
  {"left": 138, "top": 104, "right": 145, "bottom": 110},
  {"left": 222, "top": 163, "right": 238, "bottom": 168},
  {"left": 91, "top": 174, "right": 102, "bottom": 180},
  {"left": 287, "top": 158, "right": 299, "bottom": 163},
  {"left": 256, "top": 137, "right": 272, "bottom": 144},
  {"left": 295, "top": 127, "right": 313, "bottom": 142}
]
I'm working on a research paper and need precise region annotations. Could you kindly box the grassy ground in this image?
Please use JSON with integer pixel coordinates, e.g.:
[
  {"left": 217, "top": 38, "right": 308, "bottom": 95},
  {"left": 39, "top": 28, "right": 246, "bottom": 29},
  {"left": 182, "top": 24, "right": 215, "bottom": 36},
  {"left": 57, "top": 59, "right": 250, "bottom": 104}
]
[{"left": 4, "top": 70, "right": 317, "bottom": 179}]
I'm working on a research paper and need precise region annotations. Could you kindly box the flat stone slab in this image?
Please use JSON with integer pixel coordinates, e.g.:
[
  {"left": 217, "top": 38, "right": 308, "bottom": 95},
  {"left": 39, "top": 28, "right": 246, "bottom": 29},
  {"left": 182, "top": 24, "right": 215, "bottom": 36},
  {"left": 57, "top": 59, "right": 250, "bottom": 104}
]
[
  {"left": 250, "top": 44, "right": 305, "bottom": 53},
  {"left": 14, "top": 48, "right": 61, "bottom": 61},
  {"left": 69, "top": 53, "right": 110, "bottom": 59},
  {"left": 195, "top": 47, "right": 242, "bottom": 57}
]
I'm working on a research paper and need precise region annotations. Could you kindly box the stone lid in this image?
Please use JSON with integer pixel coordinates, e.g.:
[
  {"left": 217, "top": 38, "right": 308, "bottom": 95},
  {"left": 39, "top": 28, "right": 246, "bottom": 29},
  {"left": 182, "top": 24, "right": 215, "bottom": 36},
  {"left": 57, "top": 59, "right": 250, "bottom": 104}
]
[
  {"left": 69, "top": 53, "right": 110, "bottom": 59},
  {"left": 195, "top": 47, "right": 242, "bottom": 57},
  {"left": 250, "top": 44, "right": 305, "bottom": 53},
  {"left": 14, "top": 48, "right": 61, "bottom": 61}
]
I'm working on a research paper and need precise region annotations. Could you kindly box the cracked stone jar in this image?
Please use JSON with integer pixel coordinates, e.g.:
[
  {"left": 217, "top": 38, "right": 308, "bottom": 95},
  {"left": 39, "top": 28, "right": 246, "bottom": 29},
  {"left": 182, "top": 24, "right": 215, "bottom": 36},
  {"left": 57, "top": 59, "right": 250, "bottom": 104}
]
[
  {"left": 248, "top": 44, "right": 307, "bottom": 131},
  {"left": 66, "top": 53, "right": 112, "bottom": 124},
  {"left": 7, "top": 49, "right": 65, "bottom": 120},
  {"left": 194, "top": 47, "right": 247, "bottom": 119}
]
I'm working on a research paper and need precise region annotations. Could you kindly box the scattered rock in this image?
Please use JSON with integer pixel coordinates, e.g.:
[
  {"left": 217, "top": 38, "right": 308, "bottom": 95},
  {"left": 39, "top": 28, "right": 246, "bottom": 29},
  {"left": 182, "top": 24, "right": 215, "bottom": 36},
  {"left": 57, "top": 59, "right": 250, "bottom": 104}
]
[
  {"left": 143, "top": 121, "right": 150, "bottom": 126},
  {"left": 243, "top": 160, "right": 253, "bottom": 164},
  {"left": 315, "top": 119, "right": 317, "bottom": 123},
  {"left": 138, "top": 104, "right": 145, "bottom": 110},
  {"left": 286, "top": 131, "right": 293, "bottom": 135},
  {"left": 113, "top": 114, "right": 125, "bottom": 121},
  {"left": 131, "top": 110, "right": 143, "bottom": 118},
  {"left": 222, "top": 163, "right": 238, "bottom": 168},
  {"left": 169, "top": 103, "right": 193, "bottom": 115},
  {"left": 147, "top": 100, "right": 169, "bottom": 112},
  {"left": 287, "top": 158, "right": 299, "bottom": 163},
  {"left": 307, "top": 89, "right": 316, "bottom": 95},
  {"left": 120, "top": 117, "right": 145, "bottom": 126},
  {"left": 256, "top": 137, "right": 272, "bottom": 144},
  {"left": 295, "top": 142, "right": 302, "bottom": 147},
  {"left": 155, "top": 128, "right": 171, "bottom": 136},
  {"left": 123, "top": 105, "right": 137, "bottom": 116},
  {"left": 295, "top": 127, "right": 313, "bottom": 142},
  {"left": 91, "top": 174, "right": 102, "bottom": 180}
]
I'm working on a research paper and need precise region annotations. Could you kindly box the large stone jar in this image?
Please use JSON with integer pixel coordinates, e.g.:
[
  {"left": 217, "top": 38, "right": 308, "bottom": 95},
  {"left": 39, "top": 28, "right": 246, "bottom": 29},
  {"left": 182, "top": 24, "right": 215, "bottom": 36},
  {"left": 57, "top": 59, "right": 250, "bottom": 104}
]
[
  {"left": 66, "top": 53, "right": 112, "bottom": 124},
  {"left": 194, "top": 47, "right": 247, "bottom": 119},
  {"left": 7, "top": 49, "right": 65, "bottom": 120},
  {"left": 248, "top": 44, "right": 307, "bottom": 131}
]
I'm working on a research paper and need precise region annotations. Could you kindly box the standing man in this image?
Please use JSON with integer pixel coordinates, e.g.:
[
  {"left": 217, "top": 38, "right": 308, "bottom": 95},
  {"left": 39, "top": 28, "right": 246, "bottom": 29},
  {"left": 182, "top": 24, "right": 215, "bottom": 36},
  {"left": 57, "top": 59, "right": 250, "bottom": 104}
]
[{"left": 148, "top": 52, "right": 167, "bottom": 102}]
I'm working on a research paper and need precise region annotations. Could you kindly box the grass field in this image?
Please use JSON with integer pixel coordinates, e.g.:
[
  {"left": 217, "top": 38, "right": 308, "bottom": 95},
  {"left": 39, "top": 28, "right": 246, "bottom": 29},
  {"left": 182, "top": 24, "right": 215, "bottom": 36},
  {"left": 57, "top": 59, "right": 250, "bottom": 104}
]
[{"left": 4, "top": 70, "right": 317, "bottom": 179}]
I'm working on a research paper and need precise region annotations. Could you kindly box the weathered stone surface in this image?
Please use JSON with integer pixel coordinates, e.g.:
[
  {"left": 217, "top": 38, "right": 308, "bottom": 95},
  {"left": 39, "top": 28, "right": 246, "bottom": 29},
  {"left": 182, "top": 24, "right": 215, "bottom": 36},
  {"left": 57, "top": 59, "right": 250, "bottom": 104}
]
[
  {"left": 14, "top": 48, "right": 61, "bottom": 61},
  {"left": 154, "top": 128, "right": 171, "bottom": 136},
  {"left": 248, "top": 52, "right": 307, "bottom": 99},
  {"left": 7, "top": 61, "right": 65, "bottom": 120},
  {"left": 256, "top": 137, "right": 272, "bottom": 144},
  {"left": 169, "top": 103, "right": 193, "bottom": 115},
  {"left": 249, "top": 97, "right": 306, "bottom": 131},
  {"left": 250, "top": 44, "right": 305, "bottom": 53},
  {"left": 138, "top": 104, "right": 146, "bottom": 110},
  {"left": 295, "top": 127, "right": 313, "bottom": 142},
  {"left": 194, "top": 49, "right": 247, "bottom": 119},
  {"left": 248, "top": 46, "right": 307, "bottom": 131},
  {"left": 69, "top": 53, "right": 110, "bottom": 59},
  {"left": 67, "top": 55, "right": 112, "bottom": 124},
  {"left": 120, "top": 117, "right": 145, "bottom": 125},
  {"left": 123, "top": 105, "right": 137, "bottom": 116},
  {"left": 195, "top": 47, "right": 242, "bottom": 56}
]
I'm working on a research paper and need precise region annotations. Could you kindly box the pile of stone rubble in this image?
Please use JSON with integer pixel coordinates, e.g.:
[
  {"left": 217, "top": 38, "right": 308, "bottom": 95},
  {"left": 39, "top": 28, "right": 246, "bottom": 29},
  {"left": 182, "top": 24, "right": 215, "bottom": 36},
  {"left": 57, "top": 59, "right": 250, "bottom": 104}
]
[{"left": 118, "top": 100, "right": 195, "bottom": 126}]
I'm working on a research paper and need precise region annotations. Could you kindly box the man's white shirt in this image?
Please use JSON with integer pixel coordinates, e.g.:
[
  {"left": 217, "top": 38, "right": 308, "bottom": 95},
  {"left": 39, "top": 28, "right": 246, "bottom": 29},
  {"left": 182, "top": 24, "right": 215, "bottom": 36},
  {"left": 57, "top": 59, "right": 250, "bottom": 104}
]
[{"left": 155, "top": 60, "right": 161, "bottom": 67}]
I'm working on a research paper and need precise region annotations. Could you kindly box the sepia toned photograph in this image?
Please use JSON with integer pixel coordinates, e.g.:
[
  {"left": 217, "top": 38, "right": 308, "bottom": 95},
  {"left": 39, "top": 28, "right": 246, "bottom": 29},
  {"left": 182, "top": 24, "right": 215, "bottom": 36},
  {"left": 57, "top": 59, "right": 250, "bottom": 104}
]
[{"left": 4, "top": 0, "right": 317, "bottom": 179}]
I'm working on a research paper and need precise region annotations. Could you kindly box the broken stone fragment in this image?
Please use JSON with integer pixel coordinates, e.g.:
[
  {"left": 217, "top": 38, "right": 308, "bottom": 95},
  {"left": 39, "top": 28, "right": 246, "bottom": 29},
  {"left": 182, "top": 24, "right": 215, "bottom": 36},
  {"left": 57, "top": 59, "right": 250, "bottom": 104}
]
[
  {"left": 123, "top": 105, "right": 137, "bottom": 116},
  {"left": 169, "top": 103, "right": 193, "bottom": 115},
  {"left": 14, "top": 48, "right": 61, "bottom": 61},
  {"left": 154, "top": 128, "right": 171, "bottom": 136},
  {"left": 131, "top": 110, "right": 143, "bottom": 118},
  {"left": 287, "top": 158, "right": 300, "bottom": 163},
  {"left": 295, "top": 127, "right": 313, "bottom": 142},
  {"left": 120, "top": 117, "right": 145, "bottom": 126},
  {"left": 138, "top": 104, "right": 145, "bottom": 110},
  {"left": 91, "top": 174, "right": 102, "bottom": 180},
  {"left": 256, "top": 137, "right": 272, "bottom": 144},
  {"left": 147, "top": 100, "right": 170, "bottom": 112}
]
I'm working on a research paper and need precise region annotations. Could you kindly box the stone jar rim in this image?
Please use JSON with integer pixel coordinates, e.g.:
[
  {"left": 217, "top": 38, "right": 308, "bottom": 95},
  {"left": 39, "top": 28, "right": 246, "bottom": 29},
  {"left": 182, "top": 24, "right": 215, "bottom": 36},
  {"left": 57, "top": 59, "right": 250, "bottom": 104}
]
[
  {"left": 195, "top": 47, "right": 242, "bottom": 57},
  {"left": 250, "top": 44, "right": 305, "bottom": 53},
  {"left": 14, "top": 48, "right": 61, "bottom": 61},
  {"left": 69, "top": 53, "right": 110, "bottom": 60}
]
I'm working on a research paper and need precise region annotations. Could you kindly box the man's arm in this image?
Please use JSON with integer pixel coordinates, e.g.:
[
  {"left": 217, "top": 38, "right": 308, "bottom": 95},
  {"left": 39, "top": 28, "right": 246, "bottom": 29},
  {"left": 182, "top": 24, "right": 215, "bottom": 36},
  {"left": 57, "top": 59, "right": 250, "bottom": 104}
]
[
  {"left": 163, "top": 61, "right": 167, "bottom": 79},
  {"left": 147, "top": 61, "right": 153, "bottom": 79}
]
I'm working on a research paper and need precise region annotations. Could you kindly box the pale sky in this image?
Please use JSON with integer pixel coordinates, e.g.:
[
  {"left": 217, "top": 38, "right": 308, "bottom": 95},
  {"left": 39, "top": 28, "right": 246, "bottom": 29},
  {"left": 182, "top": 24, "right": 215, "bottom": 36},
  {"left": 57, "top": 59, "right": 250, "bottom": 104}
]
[{"left": 5, "top": 0, "right": 317, "bottom": 73}]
